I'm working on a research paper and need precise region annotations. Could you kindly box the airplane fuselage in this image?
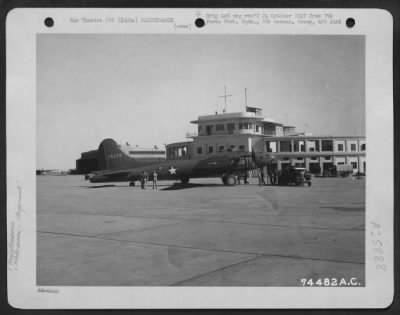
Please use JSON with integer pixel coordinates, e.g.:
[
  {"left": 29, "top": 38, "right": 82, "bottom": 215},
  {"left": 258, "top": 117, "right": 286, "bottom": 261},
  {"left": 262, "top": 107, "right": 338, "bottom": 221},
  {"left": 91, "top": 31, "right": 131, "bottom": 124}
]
[
  {"left": 87, "top": 138, "right": 271, "bottom": 186},
  {"left": 89, "top": 154, "right": 239, "bottom": 183}
]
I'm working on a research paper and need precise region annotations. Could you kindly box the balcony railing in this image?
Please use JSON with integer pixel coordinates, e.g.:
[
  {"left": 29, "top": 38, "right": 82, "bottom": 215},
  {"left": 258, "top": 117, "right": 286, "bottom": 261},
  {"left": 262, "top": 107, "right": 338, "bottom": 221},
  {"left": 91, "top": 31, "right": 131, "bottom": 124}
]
[{"left": 185, "top": 132, "right": 198, "bottom": 138}]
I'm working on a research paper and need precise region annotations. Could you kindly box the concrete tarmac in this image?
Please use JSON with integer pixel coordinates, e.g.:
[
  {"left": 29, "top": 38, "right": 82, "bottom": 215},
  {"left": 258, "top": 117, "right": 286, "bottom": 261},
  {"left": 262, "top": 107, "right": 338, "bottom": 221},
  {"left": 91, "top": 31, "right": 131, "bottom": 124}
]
[{"left": 37, "top": 175, "right": 365, "bottom": 286}]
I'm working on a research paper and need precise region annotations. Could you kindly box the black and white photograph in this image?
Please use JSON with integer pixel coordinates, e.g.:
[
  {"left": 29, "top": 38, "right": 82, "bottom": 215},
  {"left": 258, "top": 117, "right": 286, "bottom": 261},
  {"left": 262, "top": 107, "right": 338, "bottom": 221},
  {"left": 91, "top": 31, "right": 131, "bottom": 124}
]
[
  {"left": 6, "top": 8, "right": 393, "bottom": 309},
  {"left": 36, "top": 33, "right": 366, "bottom": 287}
]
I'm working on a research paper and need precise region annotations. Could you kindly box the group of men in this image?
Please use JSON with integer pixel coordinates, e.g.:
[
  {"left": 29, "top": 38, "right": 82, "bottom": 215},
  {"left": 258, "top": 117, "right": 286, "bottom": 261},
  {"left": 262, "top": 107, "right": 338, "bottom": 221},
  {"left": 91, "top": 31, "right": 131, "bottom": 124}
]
[
  {"left": 236, "top": 167, "right": 279, "bottom": 186},
  {"left": 140, "top": 170, "right": 158, "bottom": 190}
]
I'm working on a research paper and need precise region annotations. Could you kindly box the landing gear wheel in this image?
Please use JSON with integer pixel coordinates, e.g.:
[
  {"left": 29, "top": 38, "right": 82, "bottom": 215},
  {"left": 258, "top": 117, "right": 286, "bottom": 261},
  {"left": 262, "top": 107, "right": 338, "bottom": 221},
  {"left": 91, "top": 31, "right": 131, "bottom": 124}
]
[
  {"left": 224, "top": 175, "right": 237, "bottom": 186},
  {"left": 129, "top": 181, "right": 135, "bottom": 187},
  {"left": 181, "top": 177, "right": 190, "bottom": 184}
]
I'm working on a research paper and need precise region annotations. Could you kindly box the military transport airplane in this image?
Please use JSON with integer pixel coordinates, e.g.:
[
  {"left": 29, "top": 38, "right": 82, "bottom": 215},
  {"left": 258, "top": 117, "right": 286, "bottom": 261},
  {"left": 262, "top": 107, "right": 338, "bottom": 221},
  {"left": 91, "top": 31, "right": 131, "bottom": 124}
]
[{"left": 87, "top": 138, "right": 272, "bottom": 186}]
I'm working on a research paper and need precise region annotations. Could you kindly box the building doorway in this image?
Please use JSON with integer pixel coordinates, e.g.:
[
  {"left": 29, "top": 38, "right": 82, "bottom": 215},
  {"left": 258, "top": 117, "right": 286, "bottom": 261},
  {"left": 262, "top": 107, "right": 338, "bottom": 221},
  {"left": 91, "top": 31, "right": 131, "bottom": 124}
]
[
  {"left": 308, "top": 163, "right": 321, "bottom": 175},
  {"left": 323, "top": 162, "right": 334, "bottom": 176}
]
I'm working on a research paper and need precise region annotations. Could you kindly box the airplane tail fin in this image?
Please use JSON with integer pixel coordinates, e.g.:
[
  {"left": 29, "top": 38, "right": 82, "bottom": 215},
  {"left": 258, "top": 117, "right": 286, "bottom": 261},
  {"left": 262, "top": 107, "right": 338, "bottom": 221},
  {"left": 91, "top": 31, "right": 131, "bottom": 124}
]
[{"left": 97, "top": 139, "right": 136, "bottom": 170}]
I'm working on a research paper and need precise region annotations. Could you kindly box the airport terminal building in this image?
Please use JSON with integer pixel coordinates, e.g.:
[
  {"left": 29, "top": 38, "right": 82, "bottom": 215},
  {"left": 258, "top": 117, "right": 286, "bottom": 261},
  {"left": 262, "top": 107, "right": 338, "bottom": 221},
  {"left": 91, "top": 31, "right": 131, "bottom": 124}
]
[{"left": 166, "top": 107, "right": 366, "bottom": 175}]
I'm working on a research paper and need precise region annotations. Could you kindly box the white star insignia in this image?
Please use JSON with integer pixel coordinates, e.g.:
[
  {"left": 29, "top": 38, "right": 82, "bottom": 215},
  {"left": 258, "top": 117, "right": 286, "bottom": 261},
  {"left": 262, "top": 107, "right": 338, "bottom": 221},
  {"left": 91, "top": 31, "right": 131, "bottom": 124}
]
[{"left": 168, "top": 166, "right": 177, "bottom": 175}]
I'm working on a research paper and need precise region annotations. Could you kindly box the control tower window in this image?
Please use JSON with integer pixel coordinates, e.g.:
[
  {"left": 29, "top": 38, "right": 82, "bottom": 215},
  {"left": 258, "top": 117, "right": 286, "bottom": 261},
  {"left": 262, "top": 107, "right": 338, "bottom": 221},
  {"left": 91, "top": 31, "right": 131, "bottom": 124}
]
[
  {"left": 239, "top": 123, "right": 249, "bottom": 130},
  {"left": 227, "top": 123, "right": 235, "bottom": 131},
  {"left": 206, "top": 125, "right": 213, "bottom": 135}
]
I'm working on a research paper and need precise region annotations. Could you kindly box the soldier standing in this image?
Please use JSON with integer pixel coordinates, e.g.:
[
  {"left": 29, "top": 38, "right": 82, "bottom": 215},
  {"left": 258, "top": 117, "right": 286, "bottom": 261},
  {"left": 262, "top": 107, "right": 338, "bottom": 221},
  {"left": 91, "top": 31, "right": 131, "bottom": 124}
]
[
  {"left": 261, "top": 167, "right": 266, "bottom": 185},
  {"left": 140, "top": 171, "right": 146, "bottom": 189},
  {"left": 244, "top": 170, "right": 249, "bottom": 184},
  {"left": 152, "top": 170, "right": 158, "bottom": 190},
  {"left": 272, "top": 168, "right": 277, "bottom": 185},
  {"left": 258, "top": 168, "right": 263, "bottom": 186}
]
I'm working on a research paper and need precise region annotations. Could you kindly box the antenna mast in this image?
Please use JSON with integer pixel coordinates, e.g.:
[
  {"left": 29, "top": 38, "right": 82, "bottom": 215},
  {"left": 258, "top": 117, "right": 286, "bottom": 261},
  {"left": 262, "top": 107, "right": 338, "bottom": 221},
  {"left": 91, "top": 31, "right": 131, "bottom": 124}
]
[
  {"left": 218, "top": 86, "right": 232, "bottom": 113},
  {"left": 245, "top": 88, "right": 248, "bottom": 110}
]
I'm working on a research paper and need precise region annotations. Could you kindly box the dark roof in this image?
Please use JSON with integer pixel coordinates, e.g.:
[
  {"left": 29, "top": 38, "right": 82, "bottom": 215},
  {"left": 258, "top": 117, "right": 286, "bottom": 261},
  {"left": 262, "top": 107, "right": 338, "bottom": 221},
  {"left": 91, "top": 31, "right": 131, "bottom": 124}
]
[{"left": 81, "top": 150, "right": 98, "bottom": 159}]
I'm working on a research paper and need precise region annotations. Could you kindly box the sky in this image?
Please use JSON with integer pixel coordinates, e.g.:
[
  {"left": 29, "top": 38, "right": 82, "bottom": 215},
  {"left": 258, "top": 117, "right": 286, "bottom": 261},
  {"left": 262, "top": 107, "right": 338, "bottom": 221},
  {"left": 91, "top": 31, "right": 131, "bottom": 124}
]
[{"left": 37, "top": 34, "right": 365, "bottom": 169}]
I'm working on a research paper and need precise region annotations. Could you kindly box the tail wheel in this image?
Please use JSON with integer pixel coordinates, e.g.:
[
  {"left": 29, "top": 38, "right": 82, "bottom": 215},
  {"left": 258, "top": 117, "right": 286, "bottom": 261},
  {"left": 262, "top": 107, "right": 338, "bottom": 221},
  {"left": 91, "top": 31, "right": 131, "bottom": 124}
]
[
  {"left": 129, "top": 181, "right": 135, "bottom": 187},
  {"left": 181, "top": 177, "right": 190, "bottom": 184},
  {"left": 224, "top": 175, "right": 237, "bottom": 186}
]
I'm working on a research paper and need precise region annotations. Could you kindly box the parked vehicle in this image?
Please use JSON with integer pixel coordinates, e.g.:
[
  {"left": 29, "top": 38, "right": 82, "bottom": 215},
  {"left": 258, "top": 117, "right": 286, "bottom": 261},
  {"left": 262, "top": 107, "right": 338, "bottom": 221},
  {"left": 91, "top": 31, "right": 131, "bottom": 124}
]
[
  {"left": 336, "top": 164, "right": 353, "bottom": 177},
  {"left": 278, "top": 166, "right": 312, "bottom": 186}
]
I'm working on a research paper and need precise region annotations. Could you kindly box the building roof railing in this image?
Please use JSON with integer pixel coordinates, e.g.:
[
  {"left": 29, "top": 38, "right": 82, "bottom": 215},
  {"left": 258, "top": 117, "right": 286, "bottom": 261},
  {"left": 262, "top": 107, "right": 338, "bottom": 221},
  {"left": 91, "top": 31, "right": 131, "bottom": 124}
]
[
  {"left": 191, "top": 112, "right": 276, "bottom": 124},
  {"left": 185, "top": 132, "right": 198, "bottom": 138},
  {"left": 265, "top": 135, "right": 365, "bottom": 140}
]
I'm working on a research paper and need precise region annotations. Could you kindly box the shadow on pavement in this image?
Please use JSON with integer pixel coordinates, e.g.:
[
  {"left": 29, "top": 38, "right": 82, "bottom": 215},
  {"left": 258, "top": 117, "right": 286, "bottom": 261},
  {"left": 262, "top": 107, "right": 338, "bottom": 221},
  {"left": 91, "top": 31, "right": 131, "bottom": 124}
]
[
  {"left": 161, "top": 183, "right": 222, "bottom": 191},
  {"left": 86, "top": 185, "right": 116, "bottom": 189}
]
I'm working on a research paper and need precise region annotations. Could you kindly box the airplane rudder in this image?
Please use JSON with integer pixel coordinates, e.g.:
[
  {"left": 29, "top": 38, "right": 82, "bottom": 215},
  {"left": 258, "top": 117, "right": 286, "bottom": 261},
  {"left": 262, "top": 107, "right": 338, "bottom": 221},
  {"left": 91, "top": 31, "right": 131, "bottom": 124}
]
[
  {"left": 98, "top": 138, "right": 136, "bottom": 170},
  {"left": 102, "top": 138, "right": 123, "bottom": 154},
  {"left": 98, "top": 139, "right": 122, "bottom": 170}
]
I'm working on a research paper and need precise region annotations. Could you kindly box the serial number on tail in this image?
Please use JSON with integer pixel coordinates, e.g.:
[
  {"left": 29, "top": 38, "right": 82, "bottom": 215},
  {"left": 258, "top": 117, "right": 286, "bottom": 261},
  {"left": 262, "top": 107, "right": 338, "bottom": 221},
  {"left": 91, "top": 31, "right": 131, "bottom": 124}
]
[{"left": 107, "top": 153, "right": 123, "bottom": 159}]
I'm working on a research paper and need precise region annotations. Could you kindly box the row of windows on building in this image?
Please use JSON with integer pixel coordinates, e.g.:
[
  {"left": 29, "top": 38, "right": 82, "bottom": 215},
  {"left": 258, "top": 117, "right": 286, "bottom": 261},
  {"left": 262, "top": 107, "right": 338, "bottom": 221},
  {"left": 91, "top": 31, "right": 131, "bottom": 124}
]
[
  {"left": 280, "top": 157, "right": 360, "bottom": 169},
  {"left": 196, "top": 144, "right": 246, "bottom": 155},
  {"left": 167, "top": 140, "right": 365, "bottom": 158},
  {"left": 199, "top": 123, "right": 262, "bottom": 135},
  {"left": 266, "top": 140, "right": 365, "bottom": 153},
  {"left": 284, "top": 162, "right": 360, "bottom": 170},
  {"left": 167, "top": 143, "right": 246, "bottom": 157}
]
